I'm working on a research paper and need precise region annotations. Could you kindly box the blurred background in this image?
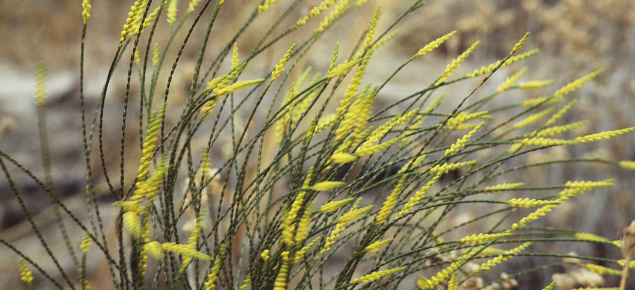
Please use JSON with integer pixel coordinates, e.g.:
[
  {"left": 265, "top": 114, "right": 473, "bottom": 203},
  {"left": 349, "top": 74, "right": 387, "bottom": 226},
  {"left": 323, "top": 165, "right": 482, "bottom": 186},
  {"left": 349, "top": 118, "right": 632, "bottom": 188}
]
[{"left": 0, "top": 0, "right": 634, "bottom": 288}]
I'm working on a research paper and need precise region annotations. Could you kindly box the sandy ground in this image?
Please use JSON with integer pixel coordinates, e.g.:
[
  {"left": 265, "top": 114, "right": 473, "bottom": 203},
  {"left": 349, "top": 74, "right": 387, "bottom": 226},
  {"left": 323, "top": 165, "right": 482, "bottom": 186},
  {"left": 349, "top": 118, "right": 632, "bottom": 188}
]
[{"left": 1, "top": 0, "right": 634, "bottom": 289}]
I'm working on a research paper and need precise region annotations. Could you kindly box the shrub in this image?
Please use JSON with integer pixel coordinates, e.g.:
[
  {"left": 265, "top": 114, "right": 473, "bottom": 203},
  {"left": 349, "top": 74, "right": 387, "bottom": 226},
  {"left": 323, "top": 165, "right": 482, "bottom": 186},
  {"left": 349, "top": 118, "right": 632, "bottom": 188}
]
[{"left": 2, "top": 0, "right": 634, "bottom": 289}]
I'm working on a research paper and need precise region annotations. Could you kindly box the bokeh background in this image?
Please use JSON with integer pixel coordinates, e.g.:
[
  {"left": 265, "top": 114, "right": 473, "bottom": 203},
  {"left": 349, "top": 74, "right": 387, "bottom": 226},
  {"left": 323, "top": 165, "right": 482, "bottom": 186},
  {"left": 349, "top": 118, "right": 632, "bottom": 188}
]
[{"left": 0, "top": 0, "right": 634, "bottom": 289}]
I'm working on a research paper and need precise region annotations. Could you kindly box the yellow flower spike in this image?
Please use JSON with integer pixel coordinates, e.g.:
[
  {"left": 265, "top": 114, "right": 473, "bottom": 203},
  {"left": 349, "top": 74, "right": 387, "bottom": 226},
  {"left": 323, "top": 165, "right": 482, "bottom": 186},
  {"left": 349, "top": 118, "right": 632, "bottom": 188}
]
[
  {"left": 434, "top": 41, "right": 480, "bottom": 86},
  {"left": 315, "top": 0, "right": 353, "bottom": 34},
  {"left": 273, "top": 251, "right": 290, "bottom": 290},
  {"left": 187, "top": 209, "right": 206, "bottom": 247},
  {"left": 536, "top": 121, "right": 588, "bottom": 138},
  {"left": 338, "top": 204, "right": 374, "bottom": 224},
  {"left": 375, "top": 157, "right": 425, "bottom": 224},
  {"left": 137, "top": 105, "right": 165, "bottom": 181},
  {"left": 448, "top": 273, "right": 458, "bottom": 290},
  {"left": 359, "top": 109, "right": 418, "bottom": 150},
  {"left": 187, "top": 0, "right": 202, "bottom": 13},
  {"left": 417, "top": 31, "right": 457, "bottom": 57},
  {"left": 258, "top": 0, "right": 280, "bottom": 14},
  {"left": 553, "top": 69, "right": 604, "bottom": 99},
  {"left": 120, "top": 0, "right": 145, "bottom": 43},
  {"left": 293, "top": 238, "right": 320, "bottom": 263},
  {"left": 512, "top": 107, "right": 554, "bottom": 129},
  {"left": 34, "top": 62, "right": 47, "bottom": 107},
  {"left": 144, "top": 241, "right": 163, "bottom": 259},
  {"left": 565, "top": 179, "right": 614, "bottom": 192},
  {"left": 365, "top": 238, "right": 393, "bottom": 252},
  {"left": 475, "top": 242, "right": 532, "bottom": 273},
  {"left": 466, "top": 49, "right": 539, "bottom": 78},
  {"left": 334, "top": 52, "right": 372, "bottom": 142},
  {"left": 508, "top": 204, "right": 559, "bottom": 232},
  {"left": 271, "top": 44, "right": 295, "bottom": 82},
  {"left": 543, "top": 99, "right": 578, "bottom": 127},
  {"left": 575, "top": 127, "right": 635, "bottom": 143},
  {"left": 510, "top": 137, "right": 578, "bottom": 152},
  {"left": 260, "top": 249, "right": 270, "bottom": 261},
  {"left": 428, "top": 160, "right": 477, "bottom": 175},
  {"left": 497, "top": 67, "right": 528, "bottom": 93},
  {"left": 541, "top": 281, "right": 557, "bottom": 290},
  {"left": 352, "top": 266, "right": 406, "bottom": 284},
  {"left": 519, "top": 79, "right": 555, "bottom": 90},
  {"left": 123, "top": 211, "right": 142, "bottom": 238},
  {"left": 19, "top": 258, "right": 34, "bottom": 286},
  {"left": 350, "top": 86, "right": 377, "bottom": 136},
  {"left": 367, "top": 31, "right": 397, "bottom": 54},
  {"left": 231, "top": 43, "right": 239, "bottom": 70},
  {"left": 311, "top": 181, "right": 346, "bottom": 191},
  {"left": 398, "top": 173, "right": 443, "bottom": 218},
  {"left": 318, "top": 223, "right": 346, "bottom": 260},
  {"left": 508, "top": 198, "right": 560, "bottom": 208},
  {"left": 443, "top": 122, "right": 485, "bottom": 157},
  {"left": 445, "top": 112, "right": 492, "bottom": 128},
  {"left": 522, "top": 96, "right": 566, "bottom": 107},
  {"left": 510, "top": 32, "right": 530, "bottom": 55},
  {"left": 326, "top": 57, "right": 365, "bottom": 79},
  {"left": 204, "top": 245, "right": 226, "bottom": 290},
  {"left": 319, "top": 197, "right": 355, "bottom": 213},
  {"left": 82, "top": 0, "right": 91, "bottom": 24},
  {"left": 295, "top": 206, "right": 312, "bottom": 244},
  {"left": 582, "top": 264, "right": 623, "bottom": 276},
  {"left": 619, "top": 160, "right": 635, "bottom": 170},
  {"left": 166, "top": 0, "right": 178, "bottom": 24},
  {"left": 152, "top": 42, "right": 160, "bottom": 68},
  {"left": 239, "top": 275, "right": 251, "bottom": 290},
  {"left": 81, "top": 231, "right": 92, "bottom": 253},
  {"left": 331, "top": 152, "right": 357, "bottom": 164},
  {"left": 554, "top": 188, "right": 583, "bottom": 199},
  {"left": 214, "top": 79, "right": 264, "bottom": 96},
  {"left": 417, "top": 257, "right": 467, "bottom": 289},
  {"left": 483, "top": 182, "right": 524, "bottom": 194},
  {"left": 459, "top": 233, "right": 511, "bottom": 244},
  {"left": 354, "top": 136, "right": 404, "bottom": 157},
  {"left": 363, "top": 6, "right": 381, "bottom": 51},
  {"left": 294, "top": 0, "right": 340, "bottom": 28}
]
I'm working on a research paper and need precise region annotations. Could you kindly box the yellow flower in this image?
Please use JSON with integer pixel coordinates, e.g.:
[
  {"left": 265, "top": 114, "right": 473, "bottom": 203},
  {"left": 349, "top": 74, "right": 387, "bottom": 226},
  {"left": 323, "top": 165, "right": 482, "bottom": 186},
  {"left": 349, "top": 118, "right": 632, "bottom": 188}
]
[
  {"left": 417, "top": 31, "right": 456, "bottom": 57},
  {"left": 466, "top": 49, "right": 539, "bottom": 78},
  {"left": 204, "top": 245, "right": 226, "bottom": 290},
  {"left": 311, "top": 181, "right": 346, "bottom": 191},
  {"left": 260, "top": 249, "right": 270, "bottom": 261},
  {"left": 214, "top": 79, "right": 264, "bottom": 96},
  {"left": 519, "top": 79, "right": 555, "bottom": 90},
  {"left": 365, "top": 239, "right": 393, "bottom": 252},
  {"left": 273, "top": 251, "right": 290, "bottom": 290},
  {"left": 435, "top": 41, "right": 479, "bottom": 86},
  {"left": 619, "top": 160, "right": 635, "bottom": 170},
  {"left": 474, "top": 242, "right": 532, "bottom": 273},
  {"left": 417, "top": 257, "right": 466, "bottom": 289},
  {"left": 458, "top": 233, "right": 511, "bottom": 244},
  {"left": 331, "top": 152, "right": 357, "bottom": 164},
  {"left": 512, "top": 107, "right": 554, "bottom": 129},
  {"left": 19, "top": 258, "right": 34, "bottom": 286},
  {"left": 352, "top": 266, "right": 406, "bottom": 283},
  {"left": 575, "top": 127, "right": 635, "bottom": 143},
  {"left": 271, "top": 44, "right": 295, "bottom": 81},
  {"left": 319, "top": 197, "right": 355, "bottom": 213},
  {"left": 483, "top": 182, "right": 524, "bottom": 194},
  {"left": 82, "top": 0, "right": 92, "bottom": 24},
  {"left": 553, "top": 69, "right": 603, "bottom": 98},
  {"left": 443, "top": 122, "right": 485, "bottom": 157},
  {"left": 496, "top": 67, "right": 528, "bottom": 93},
  {"left": 34, "top": 62, "right": 47, "bottom": 107},
  {"left": 564, "top": 179, "right": 614, "bottom": 192},
  {"left": 167, "top": 0, "right": 178, "bottom": 24}
]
